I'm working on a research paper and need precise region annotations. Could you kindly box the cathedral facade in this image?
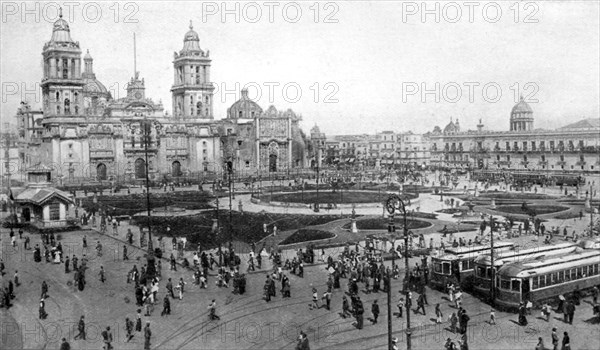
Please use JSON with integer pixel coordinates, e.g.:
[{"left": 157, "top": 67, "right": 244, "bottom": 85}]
[{"left": 15, "top": 13, "right": 309, "bottom": 184}]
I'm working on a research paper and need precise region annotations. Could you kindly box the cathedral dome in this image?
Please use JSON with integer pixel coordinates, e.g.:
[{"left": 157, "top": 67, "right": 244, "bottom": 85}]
[
  {"left": 443, "top": 119, "right": 460, "bottom": 134},
  {"left": 511, "top": 96, "right": 533, "bottom": 114},
  {"left": 227, "top": 89, "right": 262, "bottom": 119},
  {"left": 83, "top": 77, "right": 109, "bottom": 96},
  {"left": 50, "top": 8, "right": 73, "bottom": 43}
]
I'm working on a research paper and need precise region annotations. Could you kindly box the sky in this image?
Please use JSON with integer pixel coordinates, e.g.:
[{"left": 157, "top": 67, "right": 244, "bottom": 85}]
[{"left": 1, "top": 1, "right": 599, "bottom": 135}]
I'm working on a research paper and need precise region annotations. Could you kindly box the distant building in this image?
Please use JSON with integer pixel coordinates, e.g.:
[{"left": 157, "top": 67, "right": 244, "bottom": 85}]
[{"left": 428, "top": 97, "right": 600, "bottom": 173}]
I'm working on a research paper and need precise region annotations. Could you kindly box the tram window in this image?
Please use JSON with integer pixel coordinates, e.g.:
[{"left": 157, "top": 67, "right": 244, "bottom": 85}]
[
  {"left": 462, "top": 260, "right": 471, "bottom": 271},
  {"left": 532, "top": 277, "right": 539, "bottom": 290},
  {"left": 476, "top": 266, "right": 485, "bottom": 277},
  {"left": 511, "top": 280, "right": 521, "bottom": 292},
  {"left": 550, "top": 273, "right": 556, "bottom": 285},
  {"left": 557, "top": 271, "right": 564, "bottom": 283},
  {"left": 442, "top": 263, "right": 451, "bottom": 275},
  {"left": 593, "top": 264, "right": 599, "bottom": 275},
  {"left": 577, "top": 267, "right": 583, "bottom": 278},
  {"left": 500, "top": 278, "right": 510, "bottom": 290},
  {"left": 434, "top": 262, "right": 442, "bottom": 273},
  {"left": 486, "top": 268, "right": 493, "bottom": 279},
  {"left": 539, "top": 276, "right": 546, "bottom": 288}
]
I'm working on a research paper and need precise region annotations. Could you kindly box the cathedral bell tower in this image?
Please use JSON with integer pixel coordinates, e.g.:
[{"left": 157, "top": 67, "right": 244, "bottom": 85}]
[
  {"left": 41, "top": 7, "right": 84, "bottom": 117},
  {"left": 170, "top": 21, "right": 214, "bottom": 119}
]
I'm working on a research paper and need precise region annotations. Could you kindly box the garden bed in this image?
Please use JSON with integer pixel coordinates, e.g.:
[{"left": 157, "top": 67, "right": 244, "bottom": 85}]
[
  {"left": 130, "top": 211, "right": 345, "bottom": 250},
  {"left": 81, "top": 191, "right": 213, "bottom": 216},
  {"left": 279, "top": 229, "right": 335, "bottom": 245},
  {"left": 477, "top": 192, "right": 555, "bottom": 200},
  {"left": 341, "top": 217, "right": 432, "bottom": 230},
  {"left": 493, "top": 204, "right": 569, "bottom": 216},
  {"left": 261, "top": 191, "right": 417, "bottom": 204}
]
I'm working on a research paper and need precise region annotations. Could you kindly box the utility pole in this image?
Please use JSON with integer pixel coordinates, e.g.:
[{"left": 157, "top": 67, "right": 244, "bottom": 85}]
[
  {"left": 489, "top": 216, "right": 495, "bottom": 306},
  {"left": 141, "top": 119, "right": 156, "bottom": 279},
  {"left": 387, "top": 213, "right": 396, "bottom": 350},
  {"left": 385, "top": 195, "right": 411, "bottom": 350}
]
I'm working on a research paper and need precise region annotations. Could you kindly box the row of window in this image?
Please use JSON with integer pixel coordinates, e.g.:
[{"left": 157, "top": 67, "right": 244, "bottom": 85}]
[
  {"left": 441, "top": 140, "right": 588, "bottom": 152},
  {"left": 497, "top": 263, "right": 600, "bottom": 292},
  {"left": 530, "top": 263, "right": 600, "bottom": 290}
]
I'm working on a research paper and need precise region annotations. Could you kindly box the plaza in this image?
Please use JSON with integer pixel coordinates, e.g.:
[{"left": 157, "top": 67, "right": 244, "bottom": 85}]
[{"left": 1, "top": 2, "right": 600, "bottom": 350}]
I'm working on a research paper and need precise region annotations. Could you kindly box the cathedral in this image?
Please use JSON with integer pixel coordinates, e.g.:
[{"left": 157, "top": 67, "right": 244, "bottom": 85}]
[{"left": 16, "top": 11, "right": 311, "bottom": 183}]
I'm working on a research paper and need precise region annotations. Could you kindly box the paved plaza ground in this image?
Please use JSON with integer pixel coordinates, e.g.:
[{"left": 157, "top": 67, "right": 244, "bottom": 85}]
[{"left": 1, "top": 176, "right": 599, "bottom": 349}]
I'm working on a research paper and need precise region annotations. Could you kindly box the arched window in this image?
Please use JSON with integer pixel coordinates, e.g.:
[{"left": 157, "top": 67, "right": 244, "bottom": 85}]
[
  {"left": 134, "top": 158, "right": 146, "bottom": 179},
  {"left": 205, "top": 96, "right": 209, "bottom": 104},
  {"left": 63, "top": 60, "right": 69, "bottom": 79},
  {"left": 238, "top": 111, "right": 243, "bottom": 118},
  {"left": 64, "top": 98, "right": 70, "bottom": 114},
  {"left": 56, "top": 91, "right": 60, "bottom": 101},
  {"left": 196, "top": 102, "right": 202, "bottom": 116},
  {"left": 97, "top": 163, "right": 107, "bottom": 180},
  {"left": 205, "top": 108, "right": 208, "bottom": 116},
  {"left": 56, "top": 106, "right": 61, "bottom": 114},
  {"left": 172, "top": 161, "right": 182, "bottom": 177},
  {"left": 74, "top": 105, "right": 79, "bottom": 114},
  {"left": 74, "top": 92, "right": 78, "bottom": 103}
]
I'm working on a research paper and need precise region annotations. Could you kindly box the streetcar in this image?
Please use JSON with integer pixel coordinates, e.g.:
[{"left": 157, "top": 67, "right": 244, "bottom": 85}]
[
  {"left": 472, "top": 242, "right": 579, "bottom": 297},
  {"left": 429, "top": 241, "right": 516, "bottom": 291},
  {"left": 494, "top": 249, "right": 600, "bottom": 310}
]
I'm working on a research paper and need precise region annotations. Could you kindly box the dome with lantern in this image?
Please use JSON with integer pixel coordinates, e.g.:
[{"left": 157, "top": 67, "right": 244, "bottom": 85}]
[
  {"left": 227, "top": 89, "right": 263, "bottom": 119},
  {"left": 179, "top": 21, "right": 204, "bottom": 55}
]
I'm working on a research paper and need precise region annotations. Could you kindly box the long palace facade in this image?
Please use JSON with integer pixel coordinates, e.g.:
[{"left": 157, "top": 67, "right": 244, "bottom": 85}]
[{"left": 428, "top": 97, "right": 600, "bottom": 174}]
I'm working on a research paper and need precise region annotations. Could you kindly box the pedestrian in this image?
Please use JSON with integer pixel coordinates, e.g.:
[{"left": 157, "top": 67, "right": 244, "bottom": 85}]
[
  {"left": 397, "top": 297, "right": 404, "bottom": 318},
  {"left": 74, "top": 315, "right": 85, "bottom": 340},
  {"left": 416, "top": 294, "right": 426, "bottom": 315},
  {"left": 136, "top": 309, "right": 142, "bottom": 332},
  {"left": 99, "top": 266, "right": 105, "bottom": 283},
  {"left": 125, "top": 317, "right": 134, "bottom": 342},
  {"left": 208, "top": 299, "right": 220, "bottom": 320},
  {"left": 436, "top": 303, "right": 443, "bottom": 323},
  {"left": 535, "top": 337, "right": 545, "bottom": 350},
  {"left": 166, "top": 278, "right": 175, "bottom": 298},
  {"left": 59, "top": 338, "right": 70, "bottom": 350},
  {"left": 177, "top": 278, "right": 186, "bottom": 300},
  {"left": 161, "top": 294, "right": 171, "bottom": 316},
  {"left": 322, "top": 290, "right": 332, "bottom": 310},
  {"left": 65, "top": 256, "right": 70, "bottom": 273},
  {"left": 144, "top": 322, "right": 152, "bottom": 350},
  {"left": 41, "top": 281, "right": 49, "bottom": 299},
  {"left": 14, "top": 270, "right": 19, "bottom": 287},
  {"left": 355, "top": 297, "right": 364, "bottom": 329},
  {"left": 123, "top": 245, "right": 129, "bottom": 260},
  {"left": 592, "top": 286, "right": 599, "bottom": 304},
  {"left": 518, "top": 302, "right": 528, "bottom": 326},
  {"left": 39, "top": 298, "right": 48, "bottom": 319},
  {"left": 372, "top": 299, "right": 380, "bottom": 324},
  {"left": 542, "top": 303, "right": 551, "bottom": 322},
  {"left": 489, "top": 308, "right": 496, "bottom": 325},
  {"left": 101, "top": 326, "right": 113, "bottom": 350},
  {"left": 342, "top": 296, "right": 351, "bottom": 318},
  {"left": 310, "top": 287, "right": 319, "bottom": 310},
  {"left": 551, "top": 327, "right": 559, "bottom": 350},
  {"left": 561, "top": 331, "right": 570, "bottom": 350}
]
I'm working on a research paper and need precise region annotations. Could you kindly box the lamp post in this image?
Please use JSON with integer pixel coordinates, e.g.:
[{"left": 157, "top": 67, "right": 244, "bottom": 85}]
[
  {"left": 385, "top": 194, "right": 411, "bottom": 350},
  {"left": 489, "top": 215, "right": 496, "bottom": 306},
  {"left": 141, "top": 118, "right": 156, "bottom": 279}
]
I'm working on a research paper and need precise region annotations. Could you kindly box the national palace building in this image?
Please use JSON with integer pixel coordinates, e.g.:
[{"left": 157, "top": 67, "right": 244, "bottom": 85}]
[
  {"left": 428, "top": 97, "right": 600, "bottom": 174},
  {"left": 14, "top": 11, "right": 311, "bottom": 184}
]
